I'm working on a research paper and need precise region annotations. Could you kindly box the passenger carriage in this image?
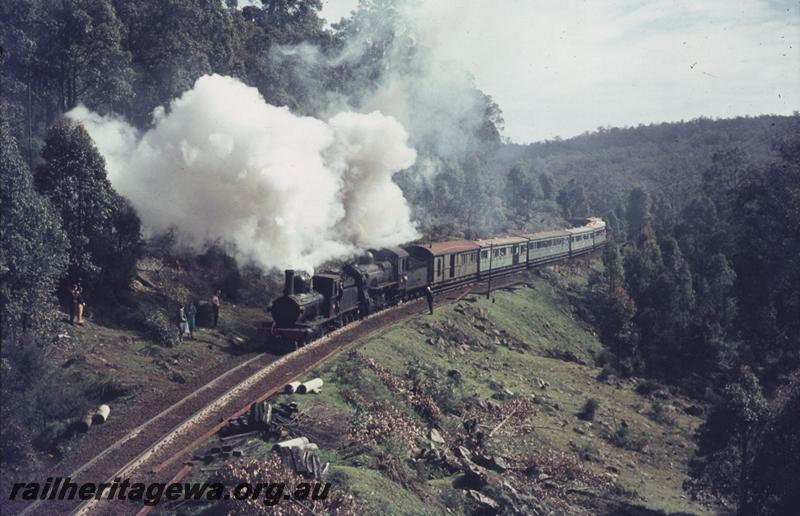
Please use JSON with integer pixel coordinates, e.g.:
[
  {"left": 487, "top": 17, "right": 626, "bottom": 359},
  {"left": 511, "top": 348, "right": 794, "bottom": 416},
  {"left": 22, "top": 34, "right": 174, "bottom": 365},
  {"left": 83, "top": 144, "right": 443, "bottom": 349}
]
[
  {"left": 405, "top": 240, "right": 480, "bottom": 288},
  {"left": 567, "top": 217, "right": 606, "bottom": 257},
  {"left": 475, "top": 236, "right": 528, "bottom": 279},
  {"left": 521, "top": 229, "right": 571, "bottom": 266}
]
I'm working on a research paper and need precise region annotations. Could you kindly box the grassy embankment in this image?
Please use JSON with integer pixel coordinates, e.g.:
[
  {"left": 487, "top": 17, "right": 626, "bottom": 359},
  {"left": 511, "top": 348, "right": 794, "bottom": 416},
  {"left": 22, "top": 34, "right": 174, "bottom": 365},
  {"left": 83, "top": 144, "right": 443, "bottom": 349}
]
[{"left": 187, "top": 261, "right": 711, "bottom": 515}]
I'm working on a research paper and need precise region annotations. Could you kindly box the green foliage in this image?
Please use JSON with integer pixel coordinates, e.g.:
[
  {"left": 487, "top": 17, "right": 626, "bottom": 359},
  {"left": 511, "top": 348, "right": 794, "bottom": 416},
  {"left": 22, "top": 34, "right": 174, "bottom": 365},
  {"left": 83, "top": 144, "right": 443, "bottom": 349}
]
[
  {"left": 732, "top": 137, "right": 800, "bottom": 375},
  {"left": 608, "top": 422, "right": 646, "bottom": 451},
  {"left": 746, "top": 385, "right": 800, "bottom": 515},
  {"left": 1, "top": 0, "right": 133, "bottom": 130},
  {"left": 649, "top": 399, "right": 676, "bottom": 426},
  {"left": 504, "top": 162, "right": 539, "bottom": 219},
  {"left": 35, "top": 119, "right": 141, "bottom": 297},
  {"left": 689, "top": 367, "right": 768, "bottom": 513},
  {"left": 1, "top": 342, "right": 91, "bottom": 464},
  {"left": 556, "top": 179, "right": 589, "bottom": 219},
  {"left": 140, "top": 308, "right": 179, "bottom": 348},
  {"left": 406, "top": 360, "right": 465, "bottom": 419},
  {"left": 591, "top": 241, "right": 640, "bottom": 375},
  {"left": 538, "top": 172, "right": 555, "bottom": 200},
  {"left": 0, "top": 113, "right": 68, "bottom": 345},
  {"left": 626, "top": 187, "right": 652, "bottom": 239}
]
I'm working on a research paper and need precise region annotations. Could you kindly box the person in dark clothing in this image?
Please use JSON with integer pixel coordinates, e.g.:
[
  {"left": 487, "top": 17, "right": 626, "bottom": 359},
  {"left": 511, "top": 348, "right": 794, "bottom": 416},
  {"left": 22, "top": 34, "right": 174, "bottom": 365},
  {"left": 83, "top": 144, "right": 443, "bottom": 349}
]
[
  {"left": 211, "top": 291, "right": 221, "bottom": 328},
  {"left": 69, "top": 284, "right": 80, "bottom": 324},
  {"left": 425, "top": 285, "right": 434, "bottom": 314},
  {"left": 186, "top": 301, "right": 197, "bottom": 339},
  {"left": 70, "top": 283, "right": 85, "bottom": 324}
]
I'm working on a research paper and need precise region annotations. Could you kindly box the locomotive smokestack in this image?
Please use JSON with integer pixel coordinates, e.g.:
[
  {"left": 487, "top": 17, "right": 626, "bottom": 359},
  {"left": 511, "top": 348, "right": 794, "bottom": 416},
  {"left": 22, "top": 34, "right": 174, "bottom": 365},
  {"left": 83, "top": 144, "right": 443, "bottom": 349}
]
[{"left": 284, "top": 270, "right": 295, "bottom": 295}]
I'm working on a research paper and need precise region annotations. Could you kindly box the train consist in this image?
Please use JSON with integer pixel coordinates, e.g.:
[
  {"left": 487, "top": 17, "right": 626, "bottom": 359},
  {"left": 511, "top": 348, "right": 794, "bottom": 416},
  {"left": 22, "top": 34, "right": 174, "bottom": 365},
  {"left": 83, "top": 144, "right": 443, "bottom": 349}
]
[{"left": 268, "top": 218, "right": 607, "bottom": 346}]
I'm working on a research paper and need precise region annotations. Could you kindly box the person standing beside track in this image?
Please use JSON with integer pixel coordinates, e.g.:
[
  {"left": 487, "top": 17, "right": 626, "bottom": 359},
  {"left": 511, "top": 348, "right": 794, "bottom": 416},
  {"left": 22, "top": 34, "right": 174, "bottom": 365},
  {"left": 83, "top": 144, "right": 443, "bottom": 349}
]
[
  {"left": 211, "top": 290, "right": 221, "bottom": 328},
  {"left": 186, "top": 300, "right": 197, "bottom": 339},
  {"left": 176, "top": 304, "right": 187, "bottom": 344},
  {"left": 425, "top": 285, "right": 434, "bottom": 314}
]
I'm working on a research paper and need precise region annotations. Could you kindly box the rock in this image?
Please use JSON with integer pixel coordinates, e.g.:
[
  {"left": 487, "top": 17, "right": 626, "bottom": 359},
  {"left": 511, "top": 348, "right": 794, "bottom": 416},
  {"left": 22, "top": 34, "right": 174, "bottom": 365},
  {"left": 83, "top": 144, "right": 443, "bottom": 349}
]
[
  {"left": 537, "top": 473, "right": 551, "bottom": 482},
  {"left": 430, "top": 428, "right": 445, "bottom": 445},
  {"left": 502, "top": 481, "right": 519, "bottom": 497},
  {"left": 473, "top": 453, "right": 509, "bottom": 473},
  {"left": 573, "top": 426, "right": 586, "bottom": 435},
  {"left": 467, "top": 490, "right": 499, "bottom": 511},
  {"left": 537, "top": 378, "right": 548, "bottom": 389}
]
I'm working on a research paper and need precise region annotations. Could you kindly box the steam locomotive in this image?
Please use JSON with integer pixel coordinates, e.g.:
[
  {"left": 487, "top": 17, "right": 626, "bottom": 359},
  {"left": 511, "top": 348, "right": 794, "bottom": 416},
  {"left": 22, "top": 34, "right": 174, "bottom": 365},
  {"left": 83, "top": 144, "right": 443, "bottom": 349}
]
[{"left": 268, "top": 218, "right": 607, "bottom": 347}]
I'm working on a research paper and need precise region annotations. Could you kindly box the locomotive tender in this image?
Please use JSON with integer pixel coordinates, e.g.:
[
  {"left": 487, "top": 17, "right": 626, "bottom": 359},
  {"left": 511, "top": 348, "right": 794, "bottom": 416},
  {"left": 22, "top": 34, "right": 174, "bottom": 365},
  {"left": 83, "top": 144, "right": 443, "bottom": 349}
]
[{"left": 268, "top": 218, "right": 607, "bottom": 346}]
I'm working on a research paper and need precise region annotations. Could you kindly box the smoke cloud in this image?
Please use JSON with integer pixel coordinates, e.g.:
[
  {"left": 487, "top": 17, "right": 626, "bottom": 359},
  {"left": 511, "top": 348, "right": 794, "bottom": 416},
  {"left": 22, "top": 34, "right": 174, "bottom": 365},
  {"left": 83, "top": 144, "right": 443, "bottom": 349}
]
[{"left": 67, "top": 74, "right": 419, "bottom": 271}]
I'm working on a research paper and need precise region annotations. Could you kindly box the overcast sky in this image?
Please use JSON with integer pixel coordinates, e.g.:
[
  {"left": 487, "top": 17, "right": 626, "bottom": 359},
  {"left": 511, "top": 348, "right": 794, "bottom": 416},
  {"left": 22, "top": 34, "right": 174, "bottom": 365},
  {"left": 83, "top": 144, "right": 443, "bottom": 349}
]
[{"left": 320, "top": 0, "right": 799, "bottom": 143}]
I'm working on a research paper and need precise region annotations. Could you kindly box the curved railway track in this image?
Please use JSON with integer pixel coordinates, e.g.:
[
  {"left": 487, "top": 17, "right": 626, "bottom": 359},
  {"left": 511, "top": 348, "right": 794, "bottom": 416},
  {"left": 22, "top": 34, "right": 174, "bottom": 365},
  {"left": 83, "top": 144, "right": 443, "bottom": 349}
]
[{"left": 14, "top": 267, "right": 558, "bottom": 515}]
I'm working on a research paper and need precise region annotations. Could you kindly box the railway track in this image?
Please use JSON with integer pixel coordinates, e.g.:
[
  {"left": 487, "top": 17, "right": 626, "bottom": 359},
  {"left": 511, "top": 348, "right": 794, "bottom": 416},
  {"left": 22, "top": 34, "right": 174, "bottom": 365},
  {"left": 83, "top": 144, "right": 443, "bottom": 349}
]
[{"left": 14, "top": 270, "right": 537, "bottom": 515}]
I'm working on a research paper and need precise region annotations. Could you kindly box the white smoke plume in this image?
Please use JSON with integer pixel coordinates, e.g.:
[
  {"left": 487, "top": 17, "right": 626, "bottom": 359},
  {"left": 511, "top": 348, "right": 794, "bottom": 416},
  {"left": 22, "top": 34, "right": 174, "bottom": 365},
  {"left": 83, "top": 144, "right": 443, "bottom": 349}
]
[{"left": 67, "top": 74, "right": 419, "bottom": 271}]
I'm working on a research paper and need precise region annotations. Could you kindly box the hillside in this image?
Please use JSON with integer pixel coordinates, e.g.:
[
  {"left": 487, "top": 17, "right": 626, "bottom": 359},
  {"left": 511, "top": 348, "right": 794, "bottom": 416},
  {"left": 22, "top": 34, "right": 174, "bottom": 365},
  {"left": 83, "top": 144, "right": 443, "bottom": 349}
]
[
  {"left": 176, "top": 260, "right": 714, "bottom": 515},
  {"left": 493, "top": 114, "right": 797, "bottom": 216}
]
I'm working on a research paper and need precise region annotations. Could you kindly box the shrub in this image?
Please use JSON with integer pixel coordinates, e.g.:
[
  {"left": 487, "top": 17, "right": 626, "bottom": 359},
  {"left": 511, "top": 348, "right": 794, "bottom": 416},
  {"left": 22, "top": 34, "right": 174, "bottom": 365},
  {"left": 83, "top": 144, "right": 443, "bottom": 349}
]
[
  {"left": 141, "top": 309, "right": 178, "bottom": 347},
  {"left": 578, "top": 398, "right": 599, "bottom": 421},
  {"left": 635, "top": 378, "right": 660, "bottom": 395},
  {"left": 406, "top": 361, "right": 466, "bottom": 417},
  {"left": 84, "top": 374, "right": 133, "bottom": 402},
  {"left": 597, "top": 364, "right": 616, "bottom": 381},
  {"left": 608, "top": 423, "right": 646, "bottom": 451},
  {"left": 649, "top": 399, "right": 676, "bottom": 425}
]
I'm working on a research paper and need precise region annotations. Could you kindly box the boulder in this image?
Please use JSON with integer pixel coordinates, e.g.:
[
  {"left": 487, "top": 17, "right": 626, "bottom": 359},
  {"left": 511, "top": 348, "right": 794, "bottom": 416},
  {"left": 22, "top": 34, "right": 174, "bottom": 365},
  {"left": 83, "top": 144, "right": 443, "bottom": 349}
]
[
  {"left": 429, "top": 428, "right": 445, "bottom": 445},
  {"left": 467, "top": 490, "right": 499, "bottom": 511}
]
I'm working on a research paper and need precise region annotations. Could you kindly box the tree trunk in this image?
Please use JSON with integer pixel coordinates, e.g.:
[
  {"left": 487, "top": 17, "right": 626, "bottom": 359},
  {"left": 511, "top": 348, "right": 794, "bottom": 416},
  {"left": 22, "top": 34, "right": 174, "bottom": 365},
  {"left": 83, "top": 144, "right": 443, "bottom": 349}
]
[{"left": 738, "top": 435, "right": 749, "bottom": 516}]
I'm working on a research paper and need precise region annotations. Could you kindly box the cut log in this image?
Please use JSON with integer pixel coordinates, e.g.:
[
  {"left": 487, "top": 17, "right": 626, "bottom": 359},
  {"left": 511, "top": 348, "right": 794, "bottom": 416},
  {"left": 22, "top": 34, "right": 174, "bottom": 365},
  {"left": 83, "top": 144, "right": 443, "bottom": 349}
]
[
  {"left": 297, "top": 378, "right": 323, "bottom": 394},
  {"left": 284, "top": 381, "right": 302, "bottom": 394},
  {"left": 92, "top": 404, "right": 110, "bottom": 424},
  {"left": 272, "top": 436, "right": 310, "bottom": 450}
]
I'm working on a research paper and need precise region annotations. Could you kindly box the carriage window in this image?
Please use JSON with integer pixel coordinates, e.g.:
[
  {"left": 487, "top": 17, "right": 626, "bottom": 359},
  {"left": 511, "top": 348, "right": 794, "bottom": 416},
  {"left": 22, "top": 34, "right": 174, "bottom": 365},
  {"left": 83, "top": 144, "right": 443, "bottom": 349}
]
[{"left": 481, "top": 250, "right": 488, "bottom": 259}]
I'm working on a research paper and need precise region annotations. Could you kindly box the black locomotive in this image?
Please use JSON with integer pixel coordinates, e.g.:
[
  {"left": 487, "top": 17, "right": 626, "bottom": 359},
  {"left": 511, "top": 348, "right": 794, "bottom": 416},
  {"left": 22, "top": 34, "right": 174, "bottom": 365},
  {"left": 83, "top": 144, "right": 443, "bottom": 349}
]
[{"left": 269, "top": 247, "right": 428, "bottom": 345}]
